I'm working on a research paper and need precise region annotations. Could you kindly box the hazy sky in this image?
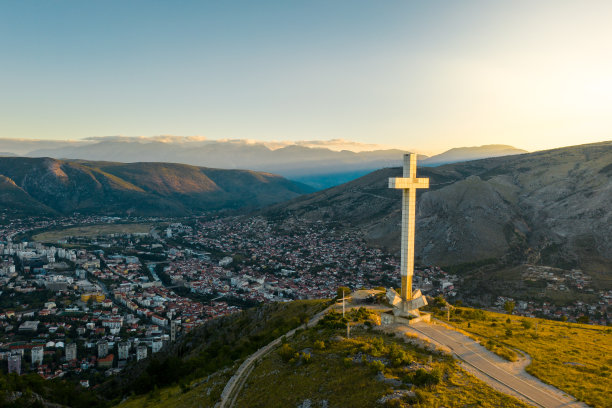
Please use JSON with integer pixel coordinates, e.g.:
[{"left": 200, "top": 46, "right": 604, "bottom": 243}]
[{"left": 1, "top": 1, "right": 611, "bottom": 154}]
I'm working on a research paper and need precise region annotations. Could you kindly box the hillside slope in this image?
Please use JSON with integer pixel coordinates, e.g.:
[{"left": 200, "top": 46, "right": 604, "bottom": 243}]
[
  {"left": 0, "top": 158, "right": 313, "bottom": 216},
  {"left": 115, "top": 302, "right": 611, "bottom": 408},
  {"left": 265, "top": 141, "right": 612, "bottom": 279},
  {"left": 116, "top": 306, "right": 532, "bottom": 408}
]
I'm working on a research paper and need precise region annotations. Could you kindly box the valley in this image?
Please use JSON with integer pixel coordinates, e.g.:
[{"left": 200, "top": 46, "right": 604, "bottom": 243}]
[{"left": 0, "top": 142, "right": 610, "bottom": 407}]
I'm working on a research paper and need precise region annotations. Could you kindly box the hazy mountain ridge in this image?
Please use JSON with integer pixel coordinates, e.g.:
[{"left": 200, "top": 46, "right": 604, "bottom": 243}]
[
  {"left": 265, "top": 141, "right": 612, "bottom": 278},
  {"left": 421, "top": 144, "right": 528, "bottom": 165},
  {"left": 0, "top": 137, "right": 525, "bottom": 189},
  {"left": 24, "top": 140, "right": 407, "bottom": 179},
  {"left": 0, "top": 158, "right": 313, "bottom": 216}
]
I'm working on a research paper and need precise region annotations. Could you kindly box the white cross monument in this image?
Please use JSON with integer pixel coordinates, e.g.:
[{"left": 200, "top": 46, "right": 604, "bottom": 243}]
[{"left": 386, "top": 153, "right": 429, "bottom": 318}]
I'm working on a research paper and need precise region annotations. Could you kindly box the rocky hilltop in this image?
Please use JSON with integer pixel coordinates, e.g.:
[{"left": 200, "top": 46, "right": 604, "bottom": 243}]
[
  {"left": 266, "top": 141, "right": 612, "bottom": 279},
  {"left": 0, "top": 158, "right": 313, "bottom": 216}
]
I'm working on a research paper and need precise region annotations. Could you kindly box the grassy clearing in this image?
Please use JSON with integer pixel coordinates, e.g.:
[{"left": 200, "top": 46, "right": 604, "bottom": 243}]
[
  {"left": 436, "top": 306, "right": 612, "bottom": 407},
  {"left": 32, "top": 223, "right": 153, "bottom": 242},
  {"left": 236, "top": 308, "right": 529, "bottom": 408}
]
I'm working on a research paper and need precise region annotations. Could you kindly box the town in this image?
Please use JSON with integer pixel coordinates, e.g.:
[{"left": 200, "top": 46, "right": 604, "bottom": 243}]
[{"left": 0, "top": 215, "right": 609, "bottom": 386}]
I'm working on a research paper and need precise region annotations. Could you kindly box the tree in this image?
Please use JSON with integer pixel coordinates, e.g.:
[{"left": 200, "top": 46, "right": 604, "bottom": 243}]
[{"left": 503, "top": 301, "right": 515, "bottom": 314}]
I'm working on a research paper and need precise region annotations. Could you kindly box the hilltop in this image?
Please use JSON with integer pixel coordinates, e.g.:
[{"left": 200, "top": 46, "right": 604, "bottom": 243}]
[
  {"left": 0, "top": 157, "right": 313, "bottom": 216},
  {"left": 2, "top": 296, "right": 608, "bottom": 408},
  {"left": 265, "top": 142, "right": 612, "bottom": 292},
  {"left": 113, "top": 298, "right": 610, "bottom": 408}
]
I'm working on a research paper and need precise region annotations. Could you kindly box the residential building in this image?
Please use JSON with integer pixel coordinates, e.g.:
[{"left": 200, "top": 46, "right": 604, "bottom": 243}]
[
  {"left": 8, "top": 354, "right": 21, "bottom": 375},
  {"left": 31, "top": 346, "right": 44, "bottom": 366}
]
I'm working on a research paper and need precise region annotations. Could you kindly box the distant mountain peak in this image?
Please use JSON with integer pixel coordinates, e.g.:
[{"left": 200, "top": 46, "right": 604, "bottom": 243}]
[{"left": 422, "top": 145, "right": 527, "bottom": 166}]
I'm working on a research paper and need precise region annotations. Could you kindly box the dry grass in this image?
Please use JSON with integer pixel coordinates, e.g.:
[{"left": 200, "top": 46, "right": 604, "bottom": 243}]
[
  {"left": 236, "top": 309, "right": 529, "bottom": 408},
  {"left": 114, "top": 366, "right": 234, "bottom": 408},
  {"left": 33, "top": 223, "right": 153, "bottom": 242},
  {"left": 441, "top": 307, "right": 612, "bottom": 407}
]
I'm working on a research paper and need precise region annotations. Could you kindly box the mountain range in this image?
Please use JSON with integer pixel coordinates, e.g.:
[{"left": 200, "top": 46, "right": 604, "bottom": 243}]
[
  {"left": 0, "top": 158, "right": 312, "bottom": 216},
  {"left": 0, "top": 137, "right": 526, "bottom": 189},
  {"left": 265, "top": 141, "right": 612, "bottom": 285}
]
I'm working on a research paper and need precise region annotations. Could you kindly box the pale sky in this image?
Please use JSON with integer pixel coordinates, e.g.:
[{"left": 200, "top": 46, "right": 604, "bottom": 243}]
[{"left": 1, "top": 1, "right": 611, "bottom": 154}]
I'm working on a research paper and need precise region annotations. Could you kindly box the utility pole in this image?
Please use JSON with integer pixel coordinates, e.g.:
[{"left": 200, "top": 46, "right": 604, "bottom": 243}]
[{"left": 342, "top": 289, "right": 345, "bottom": 318}]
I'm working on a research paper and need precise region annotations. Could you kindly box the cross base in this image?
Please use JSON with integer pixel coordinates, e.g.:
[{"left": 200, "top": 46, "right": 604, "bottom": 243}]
[{"left": 386, "top": 287, "right": 428, "bottom": 318}]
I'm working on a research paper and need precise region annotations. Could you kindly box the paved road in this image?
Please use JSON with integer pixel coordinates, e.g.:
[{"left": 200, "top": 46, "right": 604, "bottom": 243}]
[
  {"left": 217, "top": 305, "right": 332, "bottom": 408},
  {"left": 410, "top": 322, "right": 586, "bottom": 408}
]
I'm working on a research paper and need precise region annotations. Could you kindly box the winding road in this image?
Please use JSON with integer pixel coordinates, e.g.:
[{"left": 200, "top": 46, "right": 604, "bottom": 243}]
[
  {"left": 409, "top": 321, "right": 587, "bottom": 408},
  {"left": 216, "top": 300, "right": 587, "bottom": 408}
]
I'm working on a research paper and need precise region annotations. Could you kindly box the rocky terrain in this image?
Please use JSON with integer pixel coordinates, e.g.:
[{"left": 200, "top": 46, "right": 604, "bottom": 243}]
[
  {"left": 266, "top": 141, "right": 612, "bottom": 284},
  {"left": 0, "top": 158, "right": 313, "bottom": 216}
]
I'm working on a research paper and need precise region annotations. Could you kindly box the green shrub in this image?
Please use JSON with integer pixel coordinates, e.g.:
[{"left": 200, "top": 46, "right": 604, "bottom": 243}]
[
  {"left": 411, "top": 368, "right": 441, "bottom": 387},
  {"left": 369, "top": 360, "right": 386, "bottom": 373},
  {"left": 278, "top": 343, "right": 296, "bottom": 362},
  {"left": 388, "top": 344, "right": 411, "bottom": 367},
  {"left": 300, "top": 352, "right": 312, "bottom": 364},
  {"left": 383, "top": 398, "right": 404, "bottom": 408}
]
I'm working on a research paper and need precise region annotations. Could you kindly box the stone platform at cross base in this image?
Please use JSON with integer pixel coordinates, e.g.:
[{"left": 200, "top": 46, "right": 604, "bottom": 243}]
[{"left": 383, "top": 288, "right": 431, "bottom": 325}]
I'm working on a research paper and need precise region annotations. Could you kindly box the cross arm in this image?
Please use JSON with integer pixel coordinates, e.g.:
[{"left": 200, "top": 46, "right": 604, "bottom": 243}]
[{"left": 388, "top": 177, "right": 429, "bottom": 189}]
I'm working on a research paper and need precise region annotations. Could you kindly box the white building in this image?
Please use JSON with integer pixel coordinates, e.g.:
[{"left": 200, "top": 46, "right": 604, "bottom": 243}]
[
  {"left": 97, "top": 341, "right": 108, "bottom": 358},
  {"left": 151, "top": 339, "right": 163, "bottom": 354},
  {"left": 219, "top": 256, "right": 233, "bottom": 267},
  {"left": 118, "top": 342, "right": 130, "bottom": 360},
  {"left": 151, "top": 314, "right": 167, "bottom": 327},
  {"left": 102, "top": 317, "right": 123, "bottom": 334},
  {"left": 136, "top": 345, "right": 148, "bottom": 361},
  {"left": 31, "top": 346, "right": 44, "bottom": 366},
  {"left": 65, "top": 343, "right": 77, "bottom": 361},
  {"left": 8, "top": 354, "right": 21, "bottom": 375}
]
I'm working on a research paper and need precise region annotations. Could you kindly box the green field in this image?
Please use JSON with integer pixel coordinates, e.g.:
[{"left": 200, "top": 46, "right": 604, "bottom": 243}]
[
  {"left": 437, "top": 307, "right": 612, "bottom": 407},
  {"left": 32, "top": 223, "right": 153, "bottom": 242}
]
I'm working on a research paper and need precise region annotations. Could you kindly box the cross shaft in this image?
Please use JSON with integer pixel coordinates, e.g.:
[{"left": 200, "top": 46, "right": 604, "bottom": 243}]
[{"left": 388, "top": 153, "right": 429, "bottom": 301}]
